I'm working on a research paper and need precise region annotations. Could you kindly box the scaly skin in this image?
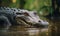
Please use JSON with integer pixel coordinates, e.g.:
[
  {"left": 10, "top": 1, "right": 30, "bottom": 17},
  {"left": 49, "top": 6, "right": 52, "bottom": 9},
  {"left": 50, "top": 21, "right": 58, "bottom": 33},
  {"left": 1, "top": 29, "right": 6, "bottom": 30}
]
[{"left": 0, "top": 7, "right": 49, "bottom": 32}]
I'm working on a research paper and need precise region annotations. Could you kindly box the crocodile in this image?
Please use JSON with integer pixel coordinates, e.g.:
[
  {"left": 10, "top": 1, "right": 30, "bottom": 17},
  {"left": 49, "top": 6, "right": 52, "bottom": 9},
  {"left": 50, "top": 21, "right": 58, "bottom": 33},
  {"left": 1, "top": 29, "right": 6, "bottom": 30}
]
[{"left": 0, "top": 7, "right": 49, "bottom": 32}]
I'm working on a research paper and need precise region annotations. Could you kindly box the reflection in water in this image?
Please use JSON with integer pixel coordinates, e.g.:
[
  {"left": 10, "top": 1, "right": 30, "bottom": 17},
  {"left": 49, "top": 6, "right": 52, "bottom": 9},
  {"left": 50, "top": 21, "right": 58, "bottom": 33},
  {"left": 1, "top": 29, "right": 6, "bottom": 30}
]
[
  {"left": 27, "top": 28, "right": 40, "bottom": 36},
  {"left": 0, "top": 25, "right": 48, "bottom": 36}
]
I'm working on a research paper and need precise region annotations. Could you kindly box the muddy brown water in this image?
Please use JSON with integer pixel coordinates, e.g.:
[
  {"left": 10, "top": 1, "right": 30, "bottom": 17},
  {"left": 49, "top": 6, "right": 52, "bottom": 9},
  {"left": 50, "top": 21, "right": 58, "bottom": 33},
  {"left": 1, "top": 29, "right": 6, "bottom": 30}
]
[{"left": 0, "top": 25, "right": 48, "bottom": 36}]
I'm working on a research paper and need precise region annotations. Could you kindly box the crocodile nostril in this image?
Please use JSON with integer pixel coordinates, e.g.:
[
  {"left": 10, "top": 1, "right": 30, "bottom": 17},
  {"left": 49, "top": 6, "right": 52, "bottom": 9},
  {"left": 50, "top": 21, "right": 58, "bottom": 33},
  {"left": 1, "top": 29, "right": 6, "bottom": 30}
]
[{"left": 38, "top": 20, "right": 41, "bottom": 22}]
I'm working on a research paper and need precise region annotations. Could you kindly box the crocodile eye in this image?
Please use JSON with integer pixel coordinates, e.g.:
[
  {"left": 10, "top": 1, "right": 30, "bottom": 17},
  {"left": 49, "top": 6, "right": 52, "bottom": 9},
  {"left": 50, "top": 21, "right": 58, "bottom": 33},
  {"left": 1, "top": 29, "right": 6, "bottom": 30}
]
[
  {"left": 38, "top": 20, "right": 41, "bottom": 22},
  {"left": 24, "top": 12, "right": 29, "bottom": 16},
  {"left": 34, "top": 12, "right": 37, "bottom": 15}
]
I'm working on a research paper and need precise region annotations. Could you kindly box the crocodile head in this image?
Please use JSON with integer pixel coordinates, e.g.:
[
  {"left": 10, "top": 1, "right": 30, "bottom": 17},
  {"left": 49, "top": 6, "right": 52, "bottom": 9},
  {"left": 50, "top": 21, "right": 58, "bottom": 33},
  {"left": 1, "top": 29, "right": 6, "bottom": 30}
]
[{"left": 16, "top": 10, "right": 49, "bottom": 28}]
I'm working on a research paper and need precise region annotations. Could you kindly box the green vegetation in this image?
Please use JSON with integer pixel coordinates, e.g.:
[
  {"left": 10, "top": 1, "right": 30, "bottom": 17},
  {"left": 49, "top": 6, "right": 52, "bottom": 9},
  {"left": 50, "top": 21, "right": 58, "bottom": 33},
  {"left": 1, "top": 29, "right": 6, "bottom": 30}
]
[{"left": 0, "top": 0, "right": 52, "bottom": 16}]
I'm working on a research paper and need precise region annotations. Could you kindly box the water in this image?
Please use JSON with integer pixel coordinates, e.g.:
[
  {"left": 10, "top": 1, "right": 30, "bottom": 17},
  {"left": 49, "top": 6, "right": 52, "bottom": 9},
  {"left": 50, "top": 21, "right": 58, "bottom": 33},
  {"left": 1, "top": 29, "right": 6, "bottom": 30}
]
[{"left": 0, "top": 25, "right": 48, "bottom": 36}]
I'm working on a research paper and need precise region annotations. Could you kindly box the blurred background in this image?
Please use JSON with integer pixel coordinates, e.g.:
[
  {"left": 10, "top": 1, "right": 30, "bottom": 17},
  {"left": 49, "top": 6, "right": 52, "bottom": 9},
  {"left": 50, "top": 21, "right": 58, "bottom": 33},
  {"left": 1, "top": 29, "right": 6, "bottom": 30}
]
[{"left": 0, "top": 0, "right": 52, "bottom": 16}]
